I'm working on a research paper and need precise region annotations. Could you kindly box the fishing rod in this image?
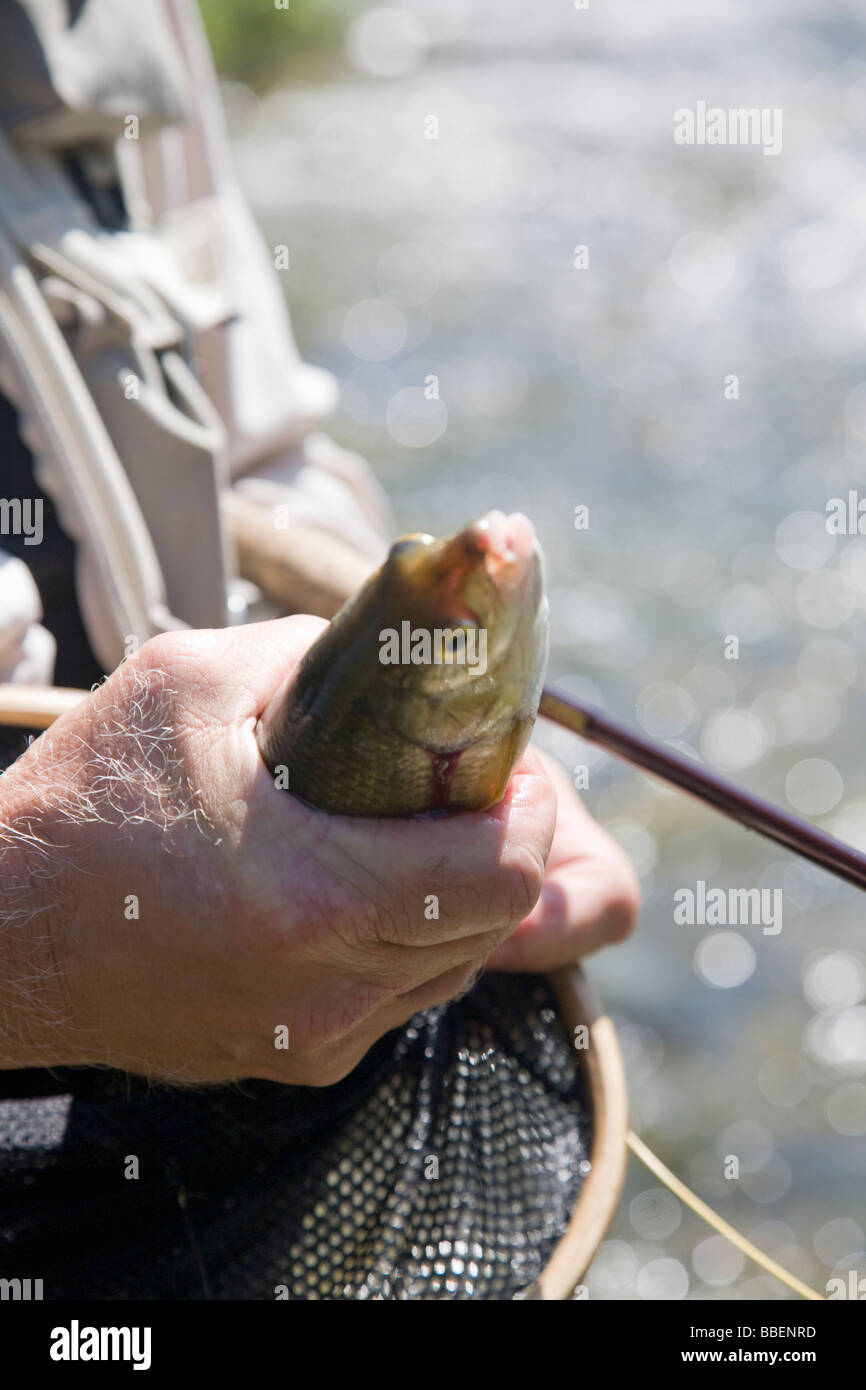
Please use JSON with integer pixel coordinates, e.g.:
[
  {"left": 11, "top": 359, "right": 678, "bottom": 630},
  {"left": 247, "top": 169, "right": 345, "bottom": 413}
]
[
  {"left": 4, "top": 681, "right": 866, "bottom": 894},
  {"left": 540, "top": 686, "right": 866, "bottom": 894}
]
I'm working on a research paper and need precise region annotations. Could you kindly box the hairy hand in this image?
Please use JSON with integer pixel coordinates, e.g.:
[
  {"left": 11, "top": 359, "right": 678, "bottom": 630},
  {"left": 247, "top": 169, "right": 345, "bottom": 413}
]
[{"left": 0, "top": 619, "right": 557, "bottom": 1085}]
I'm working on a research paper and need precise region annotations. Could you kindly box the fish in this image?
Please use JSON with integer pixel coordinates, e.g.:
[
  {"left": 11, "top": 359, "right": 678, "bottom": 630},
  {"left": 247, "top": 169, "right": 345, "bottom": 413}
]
[{"left": 256, "top": 510, "right": 549, "bottom": 816}]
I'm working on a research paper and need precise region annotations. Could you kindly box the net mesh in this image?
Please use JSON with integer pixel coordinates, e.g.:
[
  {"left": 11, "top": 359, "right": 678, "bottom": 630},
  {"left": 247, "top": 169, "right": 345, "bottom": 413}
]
[{"left": 0, "top": 973, "right": 591, "bottom": 1300}]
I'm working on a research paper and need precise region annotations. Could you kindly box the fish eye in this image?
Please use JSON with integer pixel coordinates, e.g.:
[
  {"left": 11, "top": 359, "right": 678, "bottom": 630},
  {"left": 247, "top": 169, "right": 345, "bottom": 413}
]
[{"left": 389, "top": 533, "right": 434, "bottom": 560}]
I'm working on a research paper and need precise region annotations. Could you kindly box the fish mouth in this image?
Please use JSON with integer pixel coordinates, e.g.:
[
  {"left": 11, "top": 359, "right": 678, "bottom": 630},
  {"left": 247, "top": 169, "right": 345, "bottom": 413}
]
[
  {"left": 465, "top": 510, "right": 536, "bottom": 563},
  {"left": 416, "top": 510, "right": 538, "bottom": 622},
  {"left": 387, "top": 510, "right": 540, "bottom": 627},
  {"left": 421, "top": 510, "right": 538, "bottom": 631},
  {"left": 459, "top": 510, "right": 537, "bottom": 597}
]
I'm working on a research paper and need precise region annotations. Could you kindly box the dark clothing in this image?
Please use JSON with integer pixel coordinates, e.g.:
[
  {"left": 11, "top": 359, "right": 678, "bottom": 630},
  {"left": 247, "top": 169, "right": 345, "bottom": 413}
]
[
  {"left": 0, "top": 392, "right": 102, "bottom": 691},
  {"left": 0, "top": 391, "right": 102, "bottom": 774}
]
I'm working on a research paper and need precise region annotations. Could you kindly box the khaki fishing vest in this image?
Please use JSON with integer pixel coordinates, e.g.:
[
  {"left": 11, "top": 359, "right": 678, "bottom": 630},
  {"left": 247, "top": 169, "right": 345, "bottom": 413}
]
[{"left": 0, "top": 0, "right": 376, "bottom": 678}]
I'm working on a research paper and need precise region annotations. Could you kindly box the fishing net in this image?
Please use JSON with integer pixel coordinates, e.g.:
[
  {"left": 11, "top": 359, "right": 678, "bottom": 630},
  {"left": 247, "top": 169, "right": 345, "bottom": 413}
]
[{"left": 0, "top": 973, "right": 591, "bottom": 1300}]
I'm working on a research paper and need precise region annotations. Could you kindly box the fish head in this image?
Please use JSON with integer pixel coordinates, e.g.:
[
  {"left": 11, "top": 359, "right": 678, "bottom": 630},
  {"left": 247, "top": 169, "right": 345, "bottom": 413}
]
[
  {"left": 366, "top": 511, "right": 549, "bottom": 810},
  {"left": 258, "top": 510, "right": 549, "bottom": 815},
  {"left": 378, "top": 509, "right": 548, "bottom": 698}
]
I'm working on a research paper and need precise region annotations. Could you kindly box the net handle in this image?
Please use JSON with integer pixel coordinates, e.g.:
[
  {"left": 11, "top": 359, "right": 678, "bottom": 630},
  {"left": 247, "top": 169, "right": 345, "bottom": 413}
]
[{"left": 534, "top": 964, "right": 630, "bottom": 1299}]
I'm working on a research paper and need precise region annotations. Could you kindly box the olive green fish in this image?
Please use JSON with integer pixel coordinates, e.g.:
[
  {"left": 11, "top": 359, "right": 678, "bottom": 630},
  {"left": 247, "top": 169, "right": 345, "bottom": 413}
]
[{"left": 257, "top": 511, "right": 549, "bottom": 816}]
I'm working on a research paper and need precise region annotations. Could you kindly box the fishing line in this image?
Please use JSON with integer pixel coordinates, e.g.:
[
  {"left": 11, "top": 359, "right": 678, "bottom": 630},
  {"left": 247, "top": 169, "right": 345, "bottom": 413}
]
[{"left": 626, "top": 1129, "right": 824, "bottom": 1301}]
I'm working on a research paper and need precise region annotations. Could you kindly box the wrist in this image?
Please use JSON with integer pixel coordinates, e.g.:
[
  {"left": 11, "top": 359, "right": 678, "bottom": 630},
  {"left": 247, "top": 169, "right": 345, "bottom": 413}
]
[{"left": 0, "top": 762, "right": 88, "bottom": 1070}]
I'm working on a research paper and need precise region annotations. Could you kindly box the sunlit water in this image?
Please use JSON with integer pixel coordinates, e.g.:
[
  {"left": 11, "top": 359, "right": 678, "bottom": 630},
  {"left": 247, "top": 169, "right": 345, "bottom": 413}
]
[{"left": 228, "top": 0, "right": 866, "bottom": 1299}]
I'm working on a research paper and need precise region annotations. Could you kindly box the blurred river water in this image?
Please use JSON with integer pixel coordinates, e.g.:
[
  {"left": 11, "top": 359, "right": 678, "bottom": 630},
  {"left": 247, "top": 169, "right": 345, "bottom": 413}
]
[{"left": 226, "top": 0, "right": 866, "bottom": 1299}]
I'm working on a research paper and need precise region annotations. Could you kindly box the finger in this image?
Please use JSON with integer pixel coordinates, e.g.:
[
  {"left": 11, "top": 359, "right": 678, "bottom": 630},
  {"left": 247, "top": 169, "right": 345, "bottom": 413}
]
[
  {"left": 306, "top": 924, "right": 509, "bottom": 1000},
  {"left": 531, "top": 749, "right": 608, "bottom": 869},
  {"left": 483, "top": 749, "right": 640, "bottom": 970},
  {"left": 487, "top": 851, "right": 640, "bottom": 970},
  {"left": 303, "top": 746, "right": 557, "bottom": 948},
  {"left": 258, "top": 960, "right": 486, "bottom": 1086},
  {"left": 379, "top": 960, "right": 484, "bottom": 1028}
]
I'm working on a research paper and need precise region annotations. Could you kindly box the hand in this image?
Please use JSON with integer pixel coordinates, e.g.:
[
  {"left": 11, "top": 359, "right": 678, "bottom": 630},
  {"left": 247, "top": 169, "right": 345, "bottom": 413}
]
[
  {"left": 0, "top": 618, "right": 557, "bottom": 1086},
  {"left": 486, "top": 750, "right": 640, "bottom": 971}
]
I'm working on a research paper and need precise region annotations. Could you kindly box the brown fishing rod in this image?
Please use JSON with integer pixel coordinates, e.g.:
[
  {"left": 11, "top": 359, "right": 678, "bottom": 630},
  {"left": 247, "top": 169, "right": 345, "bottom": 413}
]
[
  {"left": 540, "top": 686, "right": 866, "bottom": 893},
  {"left": 4, "top": 679, "right": 866, "bottom": 893}
]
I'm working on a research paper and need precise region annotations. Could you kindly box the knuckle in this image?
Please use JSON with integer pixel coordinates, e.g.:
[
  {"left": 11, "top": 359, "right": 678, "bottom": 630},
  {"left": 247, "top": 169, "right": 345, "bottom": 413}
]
[
  {"left": 134, "top": 631, "right": 180, "bottom": 677},
  {"left": 116, "top": 640, "right": 181, "bottom": 729},
  {"left": 130, "top": 633, "right": 217, "bottom": 714}
]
